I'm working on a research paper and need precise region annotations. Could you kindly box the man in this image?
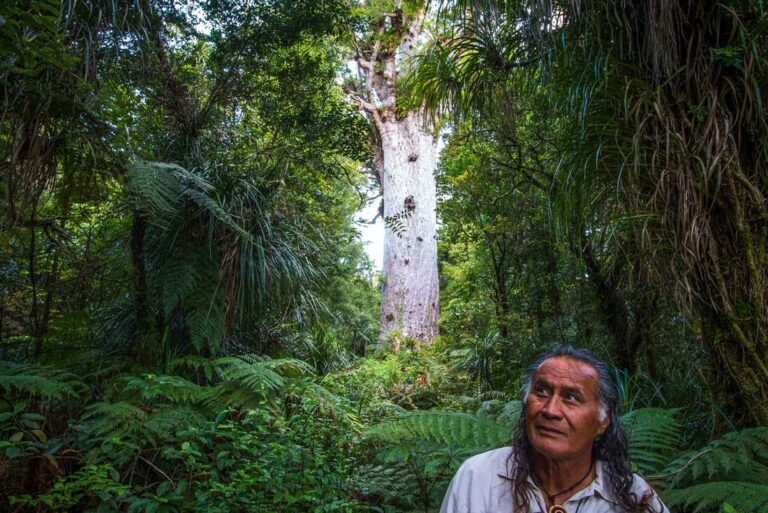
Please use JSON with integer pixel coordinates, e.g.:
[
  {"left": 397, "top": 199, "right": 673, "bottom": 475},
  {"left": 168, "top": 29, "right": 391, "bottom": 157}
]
[{"left": 440, "top": 345, "right": 669, "bottom": 513}]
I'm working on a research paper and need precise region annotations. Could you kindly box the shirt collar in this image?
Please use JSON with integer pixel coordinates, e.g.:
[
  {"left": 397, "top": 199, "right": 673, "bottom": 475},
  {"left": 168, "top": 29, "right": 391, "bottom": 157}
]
[{"left": 496, "top": 458, "right": 612, "bottom": 503}]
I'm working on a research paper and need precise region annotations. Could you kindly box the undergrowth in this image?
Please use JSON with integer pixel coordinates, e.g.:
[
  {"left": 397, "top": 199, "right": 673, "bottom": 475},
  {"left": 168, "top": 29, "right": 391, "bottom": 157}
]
[{"left": 2, "top": 353, "right": 766, "bottom": 513}]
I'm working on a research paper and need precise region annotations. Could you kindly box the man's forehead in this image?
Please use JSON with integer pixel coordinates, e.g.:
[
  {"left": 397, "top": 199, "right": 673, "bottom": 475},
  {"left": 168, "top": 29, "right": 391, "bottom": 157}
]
[{"left": 533, "top": 356, "right": 599, "bottom": 388}]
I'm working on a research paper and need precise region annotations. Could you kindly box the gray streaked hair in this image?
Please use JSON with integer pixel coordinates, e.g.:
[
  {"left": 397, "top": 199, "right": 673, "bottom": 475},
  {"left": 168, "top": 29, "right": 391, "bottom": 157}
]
[{"left": 522, "top": 345, "right": 614, "bottom": 421}]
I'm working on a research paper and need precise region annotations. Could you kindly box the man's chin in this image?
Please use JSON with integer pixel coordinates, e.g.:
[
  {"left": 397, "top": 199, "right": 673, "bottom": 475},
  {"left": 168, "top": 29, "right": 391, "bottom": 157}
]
[{"left": 530, "top": 438, "right": 576, "bottom": 461}]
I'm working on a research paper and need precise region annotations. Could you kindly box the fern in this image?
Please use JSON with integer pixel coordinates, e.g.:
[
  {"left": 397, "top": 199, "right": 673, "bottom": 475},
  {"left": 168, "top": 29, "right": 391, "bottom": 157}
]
[
  {"left": 211, "top": 356, "right": 287, "bottom": 392},
  {"left": 367, "top": 406, "right": 515, "bottom": 450},
  {"left": 496, "top": 400, "right": 523, "bottom": 427},
  {"left": 121, "top": 374, "right": 206, "bottom": 404},
  {"left": 83, "top": 401, "right": 148, "bottom": 437},
  {"left": 622, "top": 408, "right": 683, "bottom": 474},
  {"left": 0, "top": 361, "right": 84, "bottom": 400},
  {"left": 662, "top": 428, "right": 768, "bottom": 488},
  {"left": 142, "top": 406, "right": 205, "bottom": 440},
  {"left": 663, "top": 482, "right": 768, "bottom": 513},
  {"left": 653, "top": 427, "right": 768, "bottom": 512},
  {"left": 356, "top": 462, "right": 422, "bottom": 504}
]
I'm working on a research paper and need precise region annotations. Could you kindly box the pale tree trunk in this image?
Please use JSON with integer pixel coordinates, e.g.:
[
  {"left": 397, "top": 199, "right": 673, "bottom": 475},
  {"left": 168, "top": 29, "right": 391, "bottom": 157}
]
[
  {"left": 354, "top": 12, "right": 439, "bottom": 347},
  {"left": 378, "top": 111, "right": 439, "bottom": 347}
]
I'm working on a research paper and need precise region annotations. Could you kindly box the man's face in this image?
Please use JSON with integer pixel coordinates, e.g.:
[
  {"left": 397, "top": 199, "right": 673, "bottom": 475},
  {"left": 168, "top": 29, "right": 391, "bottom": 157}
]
[{"left": 525, "top": 356, "right": 610, "bottom": 463}]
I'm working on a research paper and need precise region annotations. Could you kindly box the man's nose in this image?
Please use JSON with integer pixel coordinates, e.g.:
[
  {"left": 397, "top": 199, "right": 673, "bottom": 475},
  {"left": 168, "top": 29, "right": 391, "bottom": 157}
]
[{"left": 541, "top": 396, "right": 564, "bottom": 418}]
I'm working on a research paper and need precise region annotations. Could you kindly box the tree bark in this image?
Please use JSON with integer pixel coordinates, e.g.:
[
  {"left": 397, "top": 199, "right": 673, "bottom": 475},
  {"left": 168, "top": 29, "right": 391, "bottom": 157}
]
[
  {"left": 355, "top": 12, "right": 439, "bottom": 347},
  {"left": 378, "top": 111, "right": 439, "bottom": 346}
]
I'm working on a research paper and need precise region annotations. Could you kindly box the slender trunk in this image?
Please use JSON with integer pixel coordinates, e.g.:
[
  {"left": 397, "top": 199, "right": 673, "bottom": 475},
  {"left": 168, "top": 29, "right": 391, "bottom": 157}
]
[
  {"left": 35, "top": 247, "right": 59, "bottom": 357},
  {"left": 493, "top": 280, "right": 510, "bottom": 339},
  {"left": 131, "top": 211, "right": 150, "bottom": 359},
  {"left": 544, "top": 228, "right": 565, "bottom": 342},
  {"left": 581, "top": 241, "right": 639, "bottom": 373},
  {"left": 29, "top": 222, "right": 40, "bottom": 359},
  {"left": 488, "top": 237, "right": 510, "bottom": 339}
]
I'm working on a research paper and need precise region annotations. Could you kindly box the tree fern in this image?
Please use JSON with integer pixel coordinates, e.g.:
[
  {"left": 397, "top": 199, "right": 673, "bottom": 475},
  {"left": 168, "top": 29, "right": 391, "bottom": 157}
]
[{"left": 125, "top": 161, "right": 322, "bottom": 353}]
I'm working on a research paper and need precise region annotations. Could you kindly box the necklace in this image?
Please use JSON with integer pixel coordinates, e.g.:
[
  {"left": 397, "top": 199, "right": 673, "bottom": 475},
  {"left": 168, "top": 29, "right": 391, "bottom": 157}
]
[{"left": 534, "top": 461, "right": 594, "bottom": 513}]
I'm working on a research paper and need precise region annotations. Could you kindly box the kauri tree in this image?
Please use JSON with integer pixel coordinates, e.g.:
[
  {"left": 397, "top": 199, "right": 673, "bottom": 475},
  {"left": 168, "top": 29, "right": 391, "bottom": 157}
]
[{"left": 348, "top": 2, "right": 440, "bottom": 347}]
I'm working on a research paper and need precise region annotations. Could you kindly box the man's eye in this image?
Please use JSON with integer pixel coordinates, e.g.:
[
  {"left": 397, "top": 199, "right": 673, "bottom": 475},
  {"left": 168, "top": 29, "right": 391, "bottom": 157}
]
[{"left": 534, "top": 386, "right": 549, "bottom": 396}]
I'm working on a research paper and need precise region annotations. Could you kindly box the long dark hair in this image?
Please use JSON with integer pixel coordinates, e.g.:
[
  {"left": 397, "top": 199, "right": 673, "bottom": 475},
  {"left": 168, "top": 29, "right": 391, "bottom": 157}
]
[{"left": 507, "top": 345, "right": 655, "bottom": 512}]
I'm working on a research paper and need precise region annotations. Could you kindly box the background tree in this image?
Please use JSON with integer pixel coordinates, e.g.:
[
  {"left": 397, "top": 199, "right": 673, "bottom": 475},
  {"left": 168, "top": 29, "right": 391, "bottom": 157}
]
[{"left": 348, "top": 1, "right": 439, "bottom": 348}]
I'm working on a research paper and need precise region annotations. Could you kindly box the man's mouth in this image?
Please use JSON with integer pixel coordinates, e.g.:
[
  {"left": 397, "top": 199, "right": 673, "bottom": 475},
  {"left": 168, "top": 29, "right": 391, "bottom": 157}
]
[{"left": 536, "top": 425, "right": 566, "bottom": 436}]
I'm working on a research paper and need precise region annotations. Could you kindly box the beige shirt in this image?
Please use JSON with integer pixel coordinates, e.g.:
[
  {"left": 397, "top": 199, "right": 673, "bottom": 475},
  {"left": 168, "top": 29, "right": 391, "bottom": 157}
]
[{"left": 439, "top": 447, "right": 670, "bottom": 513}]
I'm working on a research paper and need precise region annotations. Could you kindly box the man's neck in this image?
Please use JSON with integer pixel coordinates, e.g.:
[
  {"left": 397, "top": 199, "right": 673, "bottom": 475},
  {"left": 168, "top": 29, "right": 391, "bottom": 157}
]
[{"left": 530, "top": 451, "right": 595, "bottom": 504}]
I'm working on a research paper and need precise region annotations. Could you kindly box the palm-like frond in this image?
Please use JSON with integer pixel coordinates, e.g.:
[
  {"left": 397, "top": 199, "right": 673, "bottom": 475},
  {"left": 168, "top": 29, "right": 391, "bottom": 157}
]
[{"left": 125, "top": 161, "right": 321, "bottom": 352}]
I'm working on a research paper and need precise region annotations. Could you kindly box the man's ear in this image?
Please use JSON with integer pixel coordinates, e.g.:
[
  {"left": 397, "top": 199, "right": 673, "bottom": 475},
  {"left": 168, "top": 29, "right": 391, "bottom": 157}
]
[{"left": 597, "top": 415, "right": 609, "bottom": 436}]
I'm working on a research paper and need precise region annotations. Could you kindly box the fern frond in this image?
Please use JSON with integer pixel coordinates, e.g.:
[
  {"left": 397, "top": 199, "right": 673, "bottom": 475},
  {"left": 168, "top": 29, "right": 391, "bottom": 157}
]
[
  {"left": 125, "top": 162, "right": 189, "bottom": 226},
  {"left": 662, "top": 428, "right": 768, "bottom": 488},
  {"left": 168, "top": 355, "right": 216, "bottom": 381},
  {"left": 157, "top": 249, "right": 206, "bottom": 314},
  {"left": 211, "top": 356, "right": 286, "bottom": 392},
  {"left": 83, "top": 401, "right": 147, "bottom": 437},
  {"left": 198, "top": 383, "right": 240, "bottom": 411},
  {"left": 621, "top": 408, "right": 683, "bottom": 474},
  {"left": 121, "top": 374, "right": 206, "bottom": 404},
  {"left": 258, "top": 357, "right": 316, "bottom": 377},
  {"left": 496, "top": 400, "right": 523, "bottom": 428},
  {"left": 186, "top": 290, "right": 227, "bottom": 353},
  {"left": 143, "top": 406, "right": 205, "bottom": 437},
  {"left": 356, "top": 462, "right": 422, "bottom": 506},
  {"left": 367, "top": 411, "right": 511, "bottom": 450},
  {"left": 0, "top": 361, "right": 84, "bottom": 399},
  {"left": 663, "top": 481, "right": 768, "bottom": 513}
]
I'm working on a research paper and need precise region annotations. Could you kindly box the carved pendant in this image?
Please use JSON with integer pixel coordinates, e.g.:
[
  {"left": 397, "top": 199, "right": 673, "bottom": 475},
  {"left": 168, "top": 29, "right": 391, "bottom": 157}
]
[{"left": 549, "top": 505, "right": 567, "bottom": 513}]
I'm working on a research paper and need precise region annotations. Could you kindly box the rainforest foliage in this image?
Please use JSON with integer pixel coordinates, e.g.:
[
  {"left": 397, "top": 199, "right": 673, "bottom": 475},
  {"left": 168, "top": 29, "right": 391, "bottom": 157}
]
[{"left": 1, "top": 1, "right": 767, "bottom": 512}]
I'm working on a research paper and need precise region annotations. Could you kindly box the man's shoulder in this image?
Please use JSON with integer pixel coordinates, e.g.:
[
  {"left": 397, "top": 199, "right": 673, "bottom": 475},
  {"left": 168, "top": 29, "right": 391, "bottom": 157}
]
[
  {"left": 456, "top": 447, "right": 514, "bottom": 477},
  {"left": 440, "top": 447, "right": 515, "bottom": 513}
]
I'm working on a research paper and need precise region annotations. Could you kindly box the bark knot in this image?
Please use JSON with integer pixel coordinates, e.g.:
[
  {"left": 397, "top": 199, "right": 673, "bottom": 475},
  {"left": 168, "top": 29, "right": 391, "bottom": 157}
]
[
  {"left": 408, "top": 152, "right": 419, "bottom": 162},
  {"left": 404, "top": 195, "right": 416, "bottom": 212}
]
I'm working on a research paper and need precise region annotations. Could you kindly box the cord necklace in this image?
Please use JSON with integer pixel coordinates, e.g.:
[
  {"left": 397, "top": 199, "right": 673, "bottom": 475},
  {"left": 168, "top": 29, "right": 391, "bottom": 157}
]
[{"left": 534, "top": 461, "right": 594, "bottom": 513}]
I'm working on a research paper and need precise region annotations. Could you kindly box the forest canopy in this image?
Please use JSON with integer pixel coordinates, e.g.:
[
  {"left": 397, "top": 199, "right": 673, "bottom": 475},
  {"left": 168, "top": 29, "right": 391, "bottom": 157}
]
[{"left": 1, "top": 0, "right": 766, "bottom": 512}]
